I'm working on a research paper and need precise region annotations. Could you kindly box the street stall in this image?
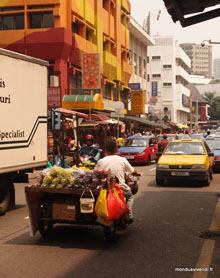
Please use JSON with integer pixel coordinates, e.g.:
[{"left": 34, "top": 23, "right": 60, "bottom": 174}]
[
  {"left": 115, "top": 115, "right": 163, "bottom": 135},
  {"left": 25, "top": 167, "right": 138, "bottom": 240},
  {"left": 77, "top": 113, "right": 123, "bottom": 153},
  {"left": 49, "top": 108, "right": 88, "bottom": 167}
]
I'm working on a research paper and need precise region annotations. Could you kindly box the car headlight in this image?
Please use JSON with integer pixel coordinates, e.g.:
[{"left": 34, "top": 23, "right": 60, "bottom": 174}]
[
  {"left": 138, "top": 151, "right": 145, "bottom": 156},
  {"left": 191, "top": 164, "right": 206, "bottom": 169},
  {"left": 156, "top": 164, "right": 169, "bottom": 169}
]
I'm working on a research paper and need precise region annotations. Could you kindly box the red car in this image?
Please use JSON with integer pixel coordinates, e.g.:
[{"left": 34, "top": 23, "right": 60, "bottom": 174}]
[{"left": 118, "top": 135, "right": 158, "bottom": 165}]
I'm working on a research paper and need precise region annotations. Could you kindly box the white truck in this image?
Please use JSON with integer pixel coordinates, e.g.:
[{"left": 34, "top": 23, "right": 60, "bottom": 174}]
[{"left": 0, "top": 48, "right": 48, "bottom": 215}]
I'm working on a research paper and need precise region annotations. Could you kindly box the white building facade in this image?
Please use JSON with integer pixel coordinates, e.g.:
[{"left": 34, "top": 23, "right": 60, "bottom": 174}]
[
  {"left": 147, "top": 36, "right": 191, "bottom": 124},
  {"left": 127, "top": 17, "right": 154, "bottom": 112},
  {"left": 213, "top": 58, "right": 220, "bottom": 79}
]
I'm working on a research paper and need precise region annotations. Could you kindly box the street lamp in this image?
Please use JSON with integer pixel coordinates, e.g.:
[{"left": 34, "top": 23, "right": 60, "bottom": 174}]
[{"left": 201, "top": 39, "right": 220, "bottom": 47}]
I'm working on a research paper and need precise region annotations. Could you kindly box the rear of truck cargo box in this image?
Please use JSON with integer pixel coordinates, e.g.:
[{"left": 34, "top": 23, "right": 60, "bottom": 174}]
[{"left": 0, "top": 48, "right": 48, "bottom": 215}]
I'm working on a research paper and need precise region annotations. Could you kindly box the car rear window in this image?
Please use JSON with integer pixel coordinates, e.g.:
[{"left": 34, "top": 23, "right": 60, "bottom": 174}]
[
  {"left": 124, "top": 139, "right": 149, "bottom": 147},
  {"left": 190, "top": 134, "right": 204, "bottom": 140},
  {"left": 164, "top": 142, "right": 206, "bottom": 155},
  {"left": 157, "top": 135, "right": 176, "bottom": 142},
  {"left": 206, "top": 139, "right": 220, "bottom": 150}
]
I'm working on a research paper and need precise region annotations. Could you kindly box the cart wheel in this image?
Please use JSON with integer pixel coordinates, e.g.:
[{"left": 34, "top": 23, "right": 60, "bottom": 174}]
[
  {"left": 39, "top": 220, "right": 53, "bottom": 237},
  {"left": 0, "top": 190, "right": 10, "bottom": 216},
  {"left": 0, "top": 180, "right": 11, "bottom": 216},
  {"left": 103, "top": 225, "right": 116, "bottom": 241}
]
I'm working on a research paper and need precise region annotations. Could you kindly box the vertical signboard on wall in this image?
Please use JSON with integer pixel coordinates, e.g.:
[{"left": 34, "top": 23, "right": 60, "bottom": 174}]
[
  {"left": 131, "top": 91, "right": 146, "bottom": 114},
  {"left": 182, "top": 94, "right": 190, "bottom": 107},
  {"left": 82, "top": 53, "right": 101, "bottom": 90},
  {"left": 151, "top": 81, "right": 158, "bottom": 96}
]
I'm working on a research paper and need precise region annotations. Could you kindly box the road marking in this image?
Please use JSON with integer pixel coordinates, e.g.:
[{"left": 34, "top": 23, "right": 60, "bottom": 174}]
[
  {"left": 193, "top": 197, "right": 220, "bottom": 278},
  {"left": 150, "top": 167, "right": 156, "bottom": 171}
]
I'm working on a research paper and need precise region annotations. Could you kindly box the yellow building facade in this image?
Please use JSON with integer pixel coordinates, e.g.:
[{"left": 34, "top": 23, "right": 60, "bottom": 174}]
[{"left": 0, "top": 0, "right": 131, "bottom": 110}]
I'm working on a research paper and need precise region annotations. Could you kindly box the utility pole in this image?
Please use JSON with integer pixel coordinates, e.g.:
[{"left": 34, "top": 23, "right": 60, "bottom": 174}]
[
  {"left": 196, "top": 100, "right": 199, "bottom": 130},
  {"left": 190, "top": 98, "right": 193, "bottom": 130}
]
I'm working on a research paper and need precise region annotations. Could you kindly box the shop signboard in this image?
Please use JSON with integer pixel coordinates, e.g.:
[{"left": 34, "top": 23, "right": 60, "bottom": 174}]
[
  {"left": 128, "top": 83, "right": 141, "bottom": 91},
  {"left": 48, "top": 87, "right": 61, "bottom": 108},
  {"left": 182, "top": 94, "right": 190, "bottom": 107},
  {"left": 131, "top": 91, "right": 146, "bottom": 114},
  {"left": 149, "top": 97, "right": 157, "bottom": 106},
  {"left": 151, "top": 81, "right": 158, "bottom": 97},
  {"left": 82, "top": 53, "right": 101, "bottom": 90},
  {"left": 62, "top": 94, "right": 104, "bottom": 110}
]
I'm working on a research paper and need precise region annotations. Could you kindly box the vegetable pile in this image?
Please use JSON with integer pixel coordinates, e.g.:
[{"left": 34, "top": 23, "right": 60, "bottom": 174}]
[{"left": 33, "top": 166, "right": 116, "bottom": 190}]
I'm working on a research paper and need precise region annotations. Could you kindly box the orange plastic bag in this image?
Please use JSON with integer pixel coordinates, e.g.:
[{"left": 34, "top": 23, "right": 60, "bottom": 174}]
[
  {"left": 114, "top": 183, "right": 130, "bottom": 213},
  {"left": 106, "top": 188, "right": 128, "bottom": 221}
]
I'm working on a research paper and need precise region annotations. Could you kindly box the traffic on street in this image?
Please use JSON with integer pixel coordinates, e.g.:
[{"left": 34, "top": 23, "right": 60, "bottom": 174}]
[
  {"left": 1, "top": 0, "right": 220, "bottom": 277},
  {"left": 1, "top": 162, "right": 220, "bottom": 278}
]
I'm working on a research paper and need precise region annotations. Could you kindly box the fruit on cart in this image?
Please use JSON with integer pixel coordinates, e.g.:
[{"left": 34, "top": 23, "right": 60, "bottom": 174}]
[{"left": 41, "top": 167, "right": 75, "bottom": 188}]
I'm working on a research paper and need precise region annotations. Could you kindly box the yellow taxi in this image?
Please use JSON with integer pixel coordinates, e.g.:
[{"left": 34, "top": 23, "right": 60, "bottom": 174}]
[{"left": 156, "top": 139, "right": 214, "bottom": 186}]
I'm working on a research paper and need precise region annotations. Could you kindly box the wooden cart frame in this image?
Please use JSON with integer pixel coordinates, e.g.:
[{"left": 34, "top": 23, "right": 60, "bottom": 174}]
[{"left": 25, "top": 186, "right": 119, "bottom": 240}]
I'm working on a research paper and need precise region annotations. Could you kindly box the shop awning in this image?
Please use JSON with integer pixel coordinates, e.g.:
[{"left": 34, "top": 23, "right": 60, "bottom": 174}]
[
  {"left": 54, "top": 108, "right": 88, "bottom": 118},
  {"left": 62, "top": 94, "right": 104, "bottom": 110},
  {"left": 91, "top": 113, "right": 110, "bottom": 121},
  {"left": 167, "top": 121, "right": 177, "bottom": 127},
  {"left": 120, "top": 115, "right": 162, "bottom": 128},
  {"left": 176, "top": 123, "right": 189, "bottom": 129},
  {"left": 105, "top": 119, "right": 124, "bottom": 125}
]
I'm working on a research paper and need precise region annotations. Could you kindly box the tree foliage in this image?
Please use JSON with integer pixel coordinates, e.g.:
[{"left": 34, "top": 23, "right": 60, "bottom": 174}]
[{"left": 203, "top": 92, "right": 220, "bottom": 120}]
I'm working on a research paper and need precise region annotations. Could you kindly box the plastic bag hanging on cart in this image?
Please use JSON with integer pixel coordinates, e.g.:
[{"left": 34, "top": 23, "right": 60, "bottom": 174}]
[{"left": 94, "top": 188, "right": 108, "bottom": 219}]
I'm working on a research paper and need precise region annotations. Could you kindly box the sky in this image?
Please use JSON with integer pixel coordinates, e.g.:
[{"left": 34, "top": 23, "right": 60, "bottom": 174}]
[{"left": 129, "top": 0, "right": 220, "bottom": 60}]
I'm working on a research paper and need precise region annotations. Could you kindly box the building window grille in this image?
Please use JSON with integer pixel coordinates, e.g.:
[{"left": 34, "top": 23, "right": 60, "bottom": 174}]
[
  {"left": 103, "top": 83, "right": 112, "bottom": 100},
  {"left": 0, "top": 14, "right": 24, "bottom": 30},
  {"left": 72, "top": 21, "right": 79, "bottom": 34},
  {"left": 152, "top": 56, "right": 161, "bottom": 60},
  {"left": 113, "top": 87, "right": 118, "bottom": 101},
  {"left": 0, "top": 6, "right": 24, "bottom": 11},
  {"left": 163, "top": 64, "right": 172, "bottom": 69},
  {"left": 103, "top": 0, "right": 109, "bottom": 10},
  {"left": 152, "top": 74, "right": 161, "bottom": 78},
  {"left": 28, "top": 5, "right": 54, "bottom": 9},
  {"left": 163, "top": 82, "right": 172, "bottom": 87},
  {"left": 134, "top": 53, "right": 137, "bottom": 75},
  {"left": 86, "top": 27, "right": 95, "bottom": 43},
  {"left": 29, "top": 12, "right": 54, "bottom": 29},
  {"left": 139, "top": 56, "right": 142, "bottom": 77}
]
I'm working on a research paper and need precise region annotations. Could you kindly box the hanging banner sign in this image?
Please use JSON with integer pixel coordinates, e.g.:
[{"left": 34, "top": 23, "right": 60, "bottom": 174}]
[
  {"left": 48, "top": 87, "right": 61, "bottom": 108},
  {"left": 82, "top": 53, "right": 101, "bottom": 90},
  {"left": 131, "top": 91, "right": 146, "bottom": 114},
  {"left": 151, "top": 81, "right": 158, "bottom": 97},
  {"left": 182, "top": 94, "right": 190, "bottom": 107},
  {"left": 128, "top": 83, "right": 141, "bottom": 91}
]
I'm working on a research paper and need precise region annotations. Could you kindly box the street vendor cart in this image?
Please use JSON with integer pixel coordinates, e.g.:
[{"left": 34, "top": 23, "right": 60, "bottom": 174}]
[
  {"left": 25, "top": 167, "right": 134, "bottom": 241},
  {"left": 25, "top": 186, "right": 101, "bottom": 237}
]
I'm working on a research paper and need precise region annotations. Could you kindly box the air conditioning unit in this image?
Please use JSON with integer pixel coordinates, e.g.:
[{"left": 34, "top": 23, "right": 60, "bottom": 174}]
[{"left": 50, "top": 75, "right": 59, "bottom": 87}]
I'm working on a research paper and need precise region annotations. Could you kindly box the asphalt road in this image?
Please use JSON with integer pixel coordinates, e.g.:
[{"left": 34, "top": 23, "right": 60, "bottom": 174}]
[{"left": 1, "top": 163, "right": 220, "bottom": 278}]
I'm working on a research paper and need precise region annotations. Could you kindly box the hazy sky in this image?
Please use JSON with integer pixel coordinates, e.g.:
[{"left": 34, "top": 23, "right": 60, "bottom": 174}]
[{"left": 129, "top": 0, "right": 220, "bottom": 59}]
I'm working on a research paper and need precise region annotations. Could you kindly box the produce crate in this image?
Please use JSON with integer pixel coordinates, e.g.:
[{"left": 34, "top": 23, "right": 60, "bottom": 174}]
[
  {"left": 25, "top": 186, "right": 100, "bottom": 236},
  {"left": 53, "top": 202, "right": 76, "bottom": 221}
]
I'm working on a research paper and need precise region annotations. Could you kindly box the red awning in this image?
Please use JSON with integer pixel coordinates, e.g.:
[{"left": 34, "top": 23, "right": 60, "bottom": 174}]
[
  {"left": 167, "top": 121, "right": 177, "bottom": 127},
  {"left": 91, "top": 113, "right": 110, "bottom": 121},
  {"left": 55, "top": 108, "right": 88, "bottom": 118}
]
